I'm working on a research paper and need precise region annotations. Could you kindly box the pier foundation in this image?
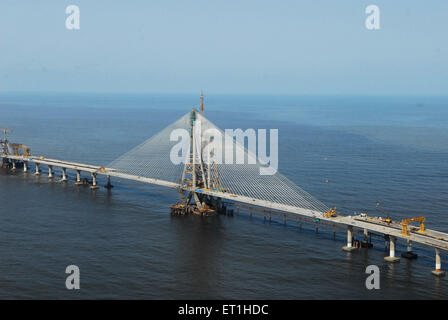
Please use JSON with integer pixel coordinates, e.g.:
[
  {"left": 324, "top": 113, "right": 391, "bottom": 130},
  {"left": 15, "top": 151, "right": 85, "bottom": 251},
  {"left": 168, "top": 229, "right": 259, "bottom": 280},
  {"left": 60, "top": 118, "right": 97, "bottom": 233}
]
[
  {"left": 105, "top": 175, "right": 114, "bottom": 189},
  {"left": 12, "top": 160, "right": 16, "bottom": 170},
  {"left": 90, "top": 173, "right": 99, "bottom": 189},
  {"left": 431, "top": 248, "right": 446, "bottom": 277},
  {"left": 34, "top": 163, "right": 40, "bottom": 175},
  {"left": 342, "top": 226, "right": 357, "bottom": 252},
  {"left": 75, "top": 170, "right": 82, "bottom": 185},
  {"left": 384, "top": 236, "right": 400, "bottom": 262},
  {"left": 61, "top": 168, "right": 68, "bottom": 182},
  {"left": 401, "top": 239, "right": 418, "bottom": 259},
  {"left": 23, "top": 161, "right": 28, "bottom": 172},
  {"left": 361, "top": 228, "right": 373, "bottom": 248},
  {"left": 48, "top": 166, "right": 53, "bottom": 178}
]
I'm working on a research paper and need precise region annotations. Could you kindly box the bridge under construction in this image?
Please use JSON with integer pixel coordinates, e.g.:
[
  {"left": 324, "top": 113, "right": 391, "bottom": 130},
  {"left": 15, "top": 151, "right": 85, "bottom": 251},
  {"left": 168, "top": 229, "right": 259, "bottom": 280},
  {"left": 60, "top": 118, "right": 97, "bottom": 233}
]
[{"left": 1, "top": 95, "right": 447, "bottom": 277}]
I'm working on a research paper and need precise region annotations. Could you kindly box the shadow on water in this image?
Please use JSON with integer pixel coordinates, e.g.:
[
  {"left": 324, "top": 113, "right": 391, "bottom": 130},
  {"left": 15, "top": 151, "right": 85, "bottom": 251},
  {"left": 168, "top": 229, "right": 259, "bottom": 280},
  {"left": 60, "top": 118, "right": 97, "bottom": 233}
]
[{"left": 170, "top": 215, "right": 226, "bottom": 298}]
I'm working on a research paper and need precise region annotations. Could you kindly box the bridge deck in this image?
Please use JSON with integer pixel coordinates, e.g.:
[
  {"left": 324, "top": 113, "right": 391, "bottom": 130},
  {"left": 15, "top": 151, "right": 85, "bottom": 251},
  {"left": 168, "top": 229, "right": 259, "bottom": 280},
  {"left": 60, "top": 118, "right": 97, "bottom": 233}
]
[{"left": 4, "top": 154, "right": 448, "bottom": 252}]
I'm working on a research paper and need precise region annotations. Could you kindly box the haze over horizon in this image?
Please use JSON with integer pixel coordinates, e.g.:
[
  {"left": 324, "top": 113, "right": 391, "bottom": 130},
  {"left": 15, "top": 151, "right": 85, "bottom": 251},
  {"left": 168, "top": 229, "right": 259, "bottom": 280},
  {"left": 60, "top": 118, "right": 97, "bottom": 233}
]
[{"left": 1, "top": 0, "right": 447, "bottom": 95}]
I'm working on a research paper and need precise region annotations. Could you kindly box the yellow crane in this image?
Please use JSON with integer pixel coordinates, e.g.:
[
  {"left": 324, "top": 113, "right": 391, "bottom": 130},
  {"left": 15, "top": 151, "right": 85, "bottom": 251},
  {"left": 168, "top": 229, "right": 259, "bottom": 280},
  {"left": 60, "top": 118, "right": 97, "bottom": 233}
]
[
  {"left": 8, "top": 143, "right": 31, "bottom": 156},
  {"left": 401, "top": 216, "right": 425, "bottom": 236},
  {"left": 324, "top": 207, "right": 337, "bottom": 218}
]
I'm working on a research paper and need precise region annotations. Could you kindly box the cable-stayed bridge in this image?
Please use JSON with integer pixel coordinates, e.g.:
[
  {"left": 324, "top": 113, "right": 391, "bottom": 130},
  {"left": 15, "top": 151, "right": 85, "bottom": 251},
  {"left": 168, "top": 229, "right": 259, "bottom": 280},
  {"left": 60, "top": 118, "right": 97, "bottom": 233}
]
[{"left": 1, "top": 102, "right": 448, "bottom": 276}]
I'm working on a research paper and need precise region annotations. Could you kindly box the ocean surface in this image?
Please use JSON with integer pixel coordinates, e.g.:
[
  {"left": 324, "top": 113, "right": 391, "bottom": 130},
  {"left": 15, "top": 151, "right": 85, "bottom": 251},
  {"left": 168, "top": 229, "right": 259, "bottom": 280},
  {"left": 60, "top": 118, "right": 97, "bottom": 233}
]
[{"left": 0, "top": 93, "right": 447, "bottom": 299}]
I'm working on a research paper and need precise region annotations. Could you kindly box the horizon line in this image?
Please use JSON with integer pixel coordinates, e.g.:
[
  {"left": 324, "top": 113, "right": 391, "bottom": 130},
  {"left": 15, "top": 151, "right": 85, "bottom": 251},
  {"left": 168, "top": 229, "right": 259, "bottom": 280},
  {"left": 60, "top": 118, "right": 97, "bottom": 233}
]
[{"left": 1, "top": 91, "right": 448, "bottom": 97}]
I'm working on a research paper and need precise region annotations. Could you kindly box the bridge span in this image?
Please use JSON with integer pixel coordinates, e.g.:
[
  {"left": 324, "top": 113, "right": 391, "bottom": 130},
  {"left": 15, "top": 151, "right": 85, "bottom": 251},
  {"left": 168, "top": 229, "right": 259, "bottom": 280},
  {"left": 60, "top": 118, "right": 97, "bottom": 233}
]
[
  {"left": 2, "top": 152, "right": 448, "bottom": 277},
  {"left": 1, "top": 104, "right": 448, "bottom": 277}
]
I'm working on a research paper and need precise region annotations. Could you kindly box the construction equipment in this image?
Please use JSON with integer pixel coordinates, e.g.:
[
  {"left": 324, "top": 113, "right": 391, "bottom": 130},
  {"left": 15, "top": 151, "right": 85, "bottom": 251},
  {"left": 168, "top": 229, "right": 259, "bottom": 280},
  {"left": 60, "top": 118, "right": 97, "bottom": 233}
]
[
  {"left": 8, "top": 143, "right": 31, "bottom": 156},
  {"left": 1, "top": 128, "right": 12, "bottom": 141},
  {"left": 401, "top": 216, "right": 425, "bottom": 236},
  {"left": 324, "top": 207, "right": 337, "bottom": 218},
  {"left": 0, "top": 128, "right": 13, "bottom": 155},
  {"left": 376, "top": 201, "right": 392, "bottom": 224},
  {"left": 0, "top": 128, "right": 31, "bottom": 157}
]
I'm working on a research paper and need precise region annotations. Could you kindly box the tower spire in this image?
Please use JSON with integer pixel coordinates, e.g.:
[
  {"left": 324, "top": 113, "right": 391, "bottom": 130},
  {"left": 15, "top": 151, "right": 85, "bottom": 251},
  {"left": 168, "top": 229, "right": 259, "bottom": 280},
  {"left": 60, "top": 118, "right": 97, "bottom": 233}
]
[{"left": 200, "top": 91, "right": 204, "bottom": 115}]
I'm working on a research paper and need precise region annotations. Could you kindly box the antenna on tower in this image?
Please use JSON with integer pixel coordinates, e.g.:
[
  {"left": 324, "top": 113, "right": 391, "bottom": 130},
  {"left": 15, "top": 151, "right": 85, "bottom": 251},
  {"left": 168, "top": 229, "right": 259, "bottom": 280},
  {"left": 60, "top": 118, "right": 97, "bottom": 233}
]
[{"left": 200, "top": 91, "right": 204, "bottom": 115}]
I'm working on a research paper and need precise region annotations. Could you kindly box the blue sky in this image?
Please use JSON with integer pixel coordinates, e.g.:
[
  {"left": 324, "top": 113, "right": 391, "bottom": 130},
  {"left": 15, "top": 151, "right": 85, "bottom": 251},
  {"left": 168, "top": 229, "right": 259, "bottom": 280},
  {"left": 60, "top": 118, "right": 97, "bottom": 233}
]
[{"left": 0, "top": 0, "right": 447, "bottom": 94}]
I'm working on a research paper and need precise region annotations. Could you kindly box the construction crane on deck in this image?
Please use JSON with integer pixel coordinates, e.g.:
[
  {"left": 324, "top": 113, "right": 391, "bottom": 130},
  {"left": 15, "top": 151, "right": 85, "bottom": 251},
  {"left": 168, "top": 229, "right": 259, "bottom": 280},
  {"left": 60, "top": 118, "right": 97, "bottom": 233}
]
[{"left": 401, "top": 216, "right": 426, "bottom": 236}]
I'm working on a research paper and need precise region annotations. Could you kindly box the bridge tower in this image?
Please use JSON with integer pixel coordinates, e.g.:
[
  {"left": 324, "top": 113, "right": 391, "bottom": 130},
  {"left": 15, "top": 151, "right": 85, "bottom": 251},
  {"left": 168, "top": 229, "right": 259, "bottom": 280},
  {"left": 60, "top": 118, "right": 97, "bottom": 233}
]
[
  {"left": 0, "top": 128, "right": 13, "bottom": 167},
  {"left": 171, "top": 95, "right": 225, "bottom": 216},
  {"left": 0, "top": 128, "right": 12, "bottom": 156}
]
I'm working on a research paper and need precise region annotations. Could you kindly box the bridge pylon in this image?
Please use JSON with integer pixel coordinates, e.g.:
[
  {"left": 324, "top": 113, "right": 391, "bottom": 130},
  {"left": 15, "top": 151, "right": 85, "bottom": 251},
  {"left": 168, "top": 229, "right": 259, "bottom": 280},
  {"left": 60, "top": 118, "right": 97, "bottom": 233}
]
[{"left": 171, "top": 99, "right": 226, "bottom": 216}]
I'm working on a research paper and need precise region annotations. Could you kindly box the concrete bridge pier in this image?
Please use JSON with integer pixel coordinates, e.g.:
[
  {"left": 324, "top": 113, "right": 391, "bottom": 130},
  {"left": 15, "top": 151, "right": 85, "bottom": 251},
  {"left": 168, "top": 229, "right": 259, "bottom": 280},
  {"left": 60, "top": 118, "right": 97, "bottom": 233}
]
[
  {"left": 23, "top": 161, "right": 28, "bottom": 172},
  {"left": 432, "top": 248, "right": 446, "bottom": 277},
  {"left": 384, "top": 236, "right": 400, "bottom": 262},
  {"left": 61, "top": 168, "right": 68, "bottom": 182},
  {"left": 401, "top": 239, "right": 418, "bottom": 259},
  {"left": 91, "top": 173, "right": 99, "bottom": 189},
  {"left": 342, "top": 226, "right": 356, "bottom": 252},
  {"left": 105, "top": 175, "right": 114, "bottom": 189},
  {"left": 11, "top": 160, "right": 16, "bottom": 170},
  {"left": 361, "top": 228, "right": 373, "bottom": 248},
  {"left": 35, "top": 163, "right": 40, "bottom": 175},
  {"left": 75, "top": 170, "right": 82, "bottom": 185},
  {"left": 48, "top": 165, "right": 54, "bottom": 178},
  {"left": 363, "top": 228, "right": 369, "bottom": 244}
]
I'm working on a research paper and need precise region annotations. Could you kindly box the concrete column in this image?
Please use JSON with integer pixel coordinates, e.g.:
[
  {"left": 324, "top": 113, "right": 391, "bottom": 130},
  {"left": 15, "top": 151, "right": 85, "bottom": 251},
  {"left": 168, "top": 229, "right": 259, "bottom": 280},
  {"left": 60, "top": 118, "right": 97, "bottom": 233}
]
[
  {"left": 75, "top": 170, "right": 82, "bottom": 185},
  {"left": 12, "top": 160, "right": 16, "bottom": 170},
  {"left": 342, "top": 226, "right": 356, "bottom": 252},
  {"left": 91, "top": 173, "right": 99, "bottom": 189},
  {"left": 105, "top": 175, "right": 113, "bottom": 189},
  {"left": 384, "top": 236, "right": 400, "bottom": 262},
  {"left": 432, "top": 248, "right": 446, "bottom": 277},
  {"left": 35, "top": 163, "right": 40, "bottom": 175},
  {"left": 401, "top": 239, "right": 418, "bottom": 259},
  {"left": 390, "top": 237, "right": 396, "bottom": 256},
  {"left": 363, "top": 228, "right": 368, "bottom": 242},
  {"left": 407, "top": 239, "right": 412, "bottom": 252},
  {"left": 61, "top": 168, "right": 68, "bottom": 182},
  {"left": 48, "top": 166, "right": 53, "bottom": 178},
  {"left": 23, "top": 161, "right": 28, "bottom": 172}
]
